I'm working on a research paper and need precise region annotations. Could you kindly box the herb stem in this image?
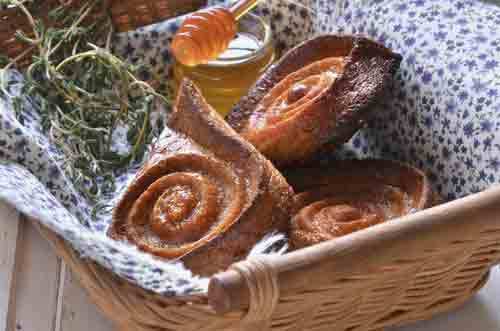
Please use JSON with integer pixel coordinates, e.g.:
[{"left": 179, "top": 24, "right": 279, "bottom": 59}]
[
  {"left": 0, "top": 0, "right": 171, "bottom": 212},
  {"left": 48, "top": 0, "right": 96, "bottom": 57}
]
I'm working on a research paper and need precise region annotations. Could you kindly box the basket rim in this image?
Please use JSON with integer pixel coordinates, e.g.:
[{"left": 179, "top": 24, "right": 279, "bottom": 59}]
[
  {"left": 34, "top": 184, "right": 500, "bottom": 313},
  {"left": 207, "top": 184, "right": 500, "bottom": 313},
  {"left": 33, "top": 218, "right": 495, "bottom": 330}
]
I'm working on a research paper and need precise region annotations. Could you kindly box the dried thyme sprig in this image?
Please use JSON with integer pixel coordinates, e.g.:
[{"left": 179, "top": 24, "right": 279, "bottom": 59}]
[{"left": 0, "top": 0, "right": 171, "bottom": 208}]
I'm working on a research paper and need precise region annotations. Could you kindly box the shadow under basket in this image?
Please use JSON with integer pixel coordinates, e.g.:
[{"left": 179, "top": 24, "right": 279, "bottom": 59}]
[{"left": 33, "top": 185, "right": 500, "bottom": 331}]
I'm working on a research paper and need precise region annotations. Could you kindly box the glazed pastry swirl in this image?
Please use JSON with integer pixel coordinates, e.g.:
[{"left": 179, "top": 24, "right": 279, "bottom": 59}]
[
  {"left": 123, "top": 154, "right": 246, "bottom": 258},
  {"left": 286, "top": 159, "right": 435, "bottom": 249},
  {"left": 248, "top": 57, "right": 344, "bottom": 131},
  {"left": 109, "top": 79, "right": 293, "bottom": 275},
  {"left": 291, "top": 186, "right": 407, "bottom": 248},
  {"left": 227, "top": 35, "right": 402, "bottom": 166}
]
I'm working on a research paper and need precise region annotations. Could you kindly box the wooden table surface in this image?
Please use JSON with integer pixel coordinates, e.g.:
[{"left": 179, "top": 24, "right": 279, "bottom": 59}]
[
  {"left": 0, "top": 202, "right": 114, "bottom": 331},
  {"left": 1, "top": 201, "right": 500, "bottom": 331}
]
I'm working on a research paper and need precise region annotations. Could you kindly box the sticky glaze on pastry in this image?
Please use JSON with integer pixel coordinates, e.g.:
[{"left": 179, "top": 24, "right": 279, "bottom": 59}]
[
  {"left": 285, "top": 159, "right": 435, "bottom": 249},
  {"left": 109, "top": 79, "right": 293, "bottom": 276},
  {"left": 227, "top": 35, "right": 402, "bottom": 166}
]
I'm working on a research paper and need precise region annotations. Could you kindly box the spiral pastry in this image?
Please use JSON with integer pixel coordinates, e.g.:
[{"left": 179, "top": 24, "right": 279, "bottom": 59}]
[
  {"left": 227, "top": 35, "right": 402, "bottom": 166},
  {"left": 109, "top": 79, "right": 293, "bottom": 276},
  {"left": 171, "top": 6, "right": 237, "bottom": 66},
  {"left": 285, "top": 159, "right": 436, "bottom": 249}
]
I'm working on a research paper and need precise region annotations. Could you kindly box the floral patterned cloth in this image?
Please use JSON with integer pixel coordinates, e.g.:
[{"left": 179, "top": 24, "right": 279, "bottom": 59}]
[
  {"left": 327, "top": 0, "right": 500, "bottom": 201},
  {"left": 0, "top": 0, "right": 499, "bottom": 295}
]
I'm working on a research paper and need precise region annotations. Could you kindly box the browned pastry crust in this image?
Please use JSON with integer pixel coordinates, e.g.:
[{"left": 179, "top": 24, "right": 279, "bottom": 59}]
[
  {"left": 284, "top": 159, "right": 435, "bottom": 249},
  {"left": 108, "top": 79, "right": 294, "bottom": 276},
  {"left": 226, "top": 35, "right": 402, "bottom": 167}
]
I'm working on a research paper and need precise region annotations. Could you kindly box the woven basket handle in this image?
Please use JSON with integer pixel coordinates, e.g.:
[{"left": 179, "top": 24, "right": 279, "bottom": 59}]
[{"left": 209, "top": 185, "right": 500, "bottom": 315}]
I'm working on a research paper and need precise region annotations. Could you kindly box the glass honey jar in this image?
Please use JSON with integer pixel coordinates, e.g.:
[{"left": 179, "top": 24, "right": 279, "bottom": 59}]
[{"left": 172, "top": 13, "right": 275, "bottom": 117}]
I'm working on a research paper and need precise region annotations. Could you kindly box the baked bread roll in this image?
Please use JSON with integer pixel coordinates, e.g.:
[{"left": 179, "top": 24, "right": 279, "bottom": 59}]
[
  {"left": 285, "top": 159, "right": 435, "bottom": 249},
  {"left": 227, "top": 35, "right": 402, "bottom": 166},
  {"left": 109, "top": 79, "right": 293, "bottom": 275}
]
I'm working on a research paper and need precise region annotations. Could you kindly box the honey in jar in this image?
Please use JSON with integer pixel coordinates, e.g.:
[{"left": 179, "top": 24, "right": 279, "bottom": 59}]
[{"left": 173, "top": 13, "right": 275, "bottom": 117}]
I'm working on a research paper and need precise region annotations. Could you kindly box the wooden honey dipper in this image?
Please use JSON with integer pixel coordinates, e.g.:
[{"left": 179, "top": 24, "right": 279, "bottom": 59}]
[{"left": 171, "top": 0, "right": 262, "bottom": 67}]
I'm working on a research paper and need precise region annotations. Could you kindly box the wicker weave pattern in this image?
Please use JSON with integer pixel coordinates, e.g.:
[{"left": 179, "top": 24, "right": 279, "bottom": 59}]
[
  {"left": 0, "top": 0, "right": 61, "bottom": 67},
  {"left": 110, "top": 0, "right": 207, "bottom": 32},
  {"left": 292, "top": 234, "right": 497, "bottom": 331},
  {"left": 33, "top": 185, "right": 500, "bottom": 331},
  {"left": 0, "top": 0, "right": 207, "bottom": 66}
]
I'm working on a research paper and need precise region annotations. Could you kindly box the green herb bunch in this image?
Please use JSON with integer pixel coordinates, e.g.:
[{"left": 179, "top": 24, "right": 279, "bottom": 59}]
[{"left": 0, "top": 0, "right": 171, "bottom": 206}]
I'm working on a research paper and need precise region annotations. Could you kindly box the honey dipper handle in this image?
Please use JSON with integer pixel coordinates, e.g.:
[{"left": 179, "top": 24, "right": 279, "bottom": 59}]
[
  {"left": 208, "top": 185, "right": 500, "bottom": 314},
  {"left": 229, "top": 0, "right": 262, "bottom": 20}
]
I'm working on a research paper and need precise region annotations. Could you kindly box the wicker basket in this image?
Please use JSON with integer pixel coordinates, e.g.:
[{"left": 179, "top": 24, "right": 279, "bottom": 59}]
[
  {"left": 4, "top": 1, "right": 500, "bottom": 330},
  {"left": 32, "top": 186, "right": 500, "bottom": 331},
  {"left": 0, "top": 0, "right": 207, "bottom": 66}
]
